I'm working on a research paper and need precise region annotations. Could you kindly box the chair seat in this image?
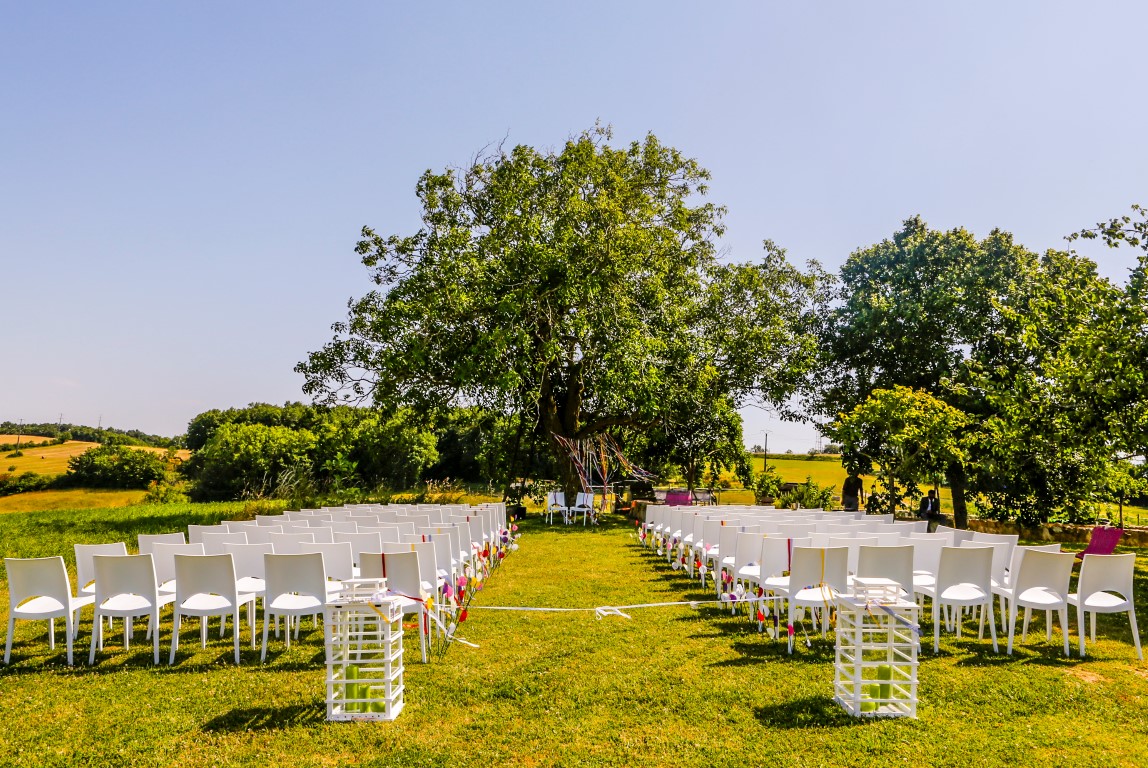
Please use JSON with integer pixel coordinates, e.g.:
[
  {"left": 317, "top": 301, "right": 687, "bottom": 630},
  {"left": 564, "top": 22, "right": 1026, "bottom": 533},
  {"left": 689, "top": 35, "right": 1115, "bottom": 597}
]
[
  {"left": 737, "top": 564, "right": 761, "bottom": 580},
  {"left": 13, "top": 595, "right": 81, "bottom": 616},
  {"left": 236, "top": 577, "right": 265, "bottom": 595},
  {"left": 1068, "top": 591, "right": 1129, "bottom": 612},
  {"left": 179, "top": 591, "right": 256, "bottom": 613},
  {"left": 98, "top": 593, "right": 174, "bottom": 614},
  {"left": 792, "top": 585, "right": 839, "bottom": 605},
  {"left": 932, "top": 583, "right": 989, "bottom": 604},
  {"left": 1016, "top": 586, "right": 1067, "bottom": 608},
  {"left": 763, "top": 575, "right": 789, "bottom": 591},
  {"left": 266, "top": 593, "right": 323, "bottom": 612}
]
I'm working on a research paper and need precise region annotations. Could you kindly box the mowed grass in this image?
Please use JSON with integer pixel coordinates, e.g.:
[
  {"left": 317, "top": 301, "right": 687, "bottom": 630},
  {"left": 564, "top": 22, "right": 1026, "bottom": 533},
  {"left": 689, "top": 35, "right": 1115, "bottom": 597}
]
[{"left": 3, "top": 503, "right": 1148, "bottom": 766}]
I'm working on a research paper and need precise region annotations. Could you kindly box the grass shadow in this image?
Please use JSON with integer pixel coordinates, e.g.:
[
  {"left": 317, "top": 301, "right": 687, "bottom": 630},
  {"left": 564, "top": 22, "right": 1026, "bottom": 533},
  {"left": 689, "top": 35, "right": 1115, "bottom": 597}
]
[
  {"left": 753, "top": 695, "right": 865, "bottom": 729},
  {"left": 201, "top": 703, "right": 326, "bottom": 733}
]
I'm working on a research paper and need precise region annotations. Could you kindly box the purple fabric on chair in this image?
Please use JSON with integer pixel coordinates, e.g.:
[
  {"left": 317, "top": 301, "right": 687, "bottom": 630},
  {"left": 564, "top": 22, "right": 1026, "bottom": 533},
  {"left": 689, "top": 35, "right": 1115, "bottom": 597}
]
[
  {"left": 1076, "top": 527, "right": 1123, "bottom": 560},
  {"left": 666, "top": 491, "right": 693, "bottom": 506}
]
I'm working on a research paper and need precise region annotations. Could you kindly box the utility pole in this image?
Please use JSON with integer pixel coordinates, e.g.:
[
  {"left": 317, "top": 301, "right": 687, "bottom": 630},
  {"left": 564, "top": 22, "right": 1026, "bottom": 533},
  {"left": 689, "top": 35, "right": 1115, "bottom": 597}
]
[{"left": 15, "top": 418, "right": 22, "bottom": 455}]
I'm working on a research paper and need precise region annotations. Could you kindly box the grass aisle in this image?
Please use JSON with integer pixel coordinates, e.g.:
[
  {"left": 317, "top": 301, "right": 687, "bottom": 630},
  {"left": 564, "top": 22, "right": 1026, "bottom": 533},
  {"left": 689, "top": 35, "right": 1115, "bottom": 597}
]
[{"left": 2, "top": 508, "right": 1148, "bottom": 766}]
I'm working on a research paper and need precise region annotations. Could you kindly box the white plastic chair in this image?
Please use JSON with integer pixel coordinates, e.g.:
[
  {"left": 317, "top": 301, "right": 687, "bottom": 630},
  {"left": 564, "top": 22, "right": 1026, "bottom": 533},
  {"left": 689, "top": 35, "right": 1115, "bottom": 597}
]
[
  {"left": 260, "top": 552, "right": 328, "bottom": 661},
  {"left": 223, "top": 542, "right": 274, "bottom": 597},
  {"left": 783, "top": 546, "right": 849, "bottom": 653},
  {"left": 546, "top": 491, "right": 569, "bottom": 525},
  {"left": 909, "top": 537, "right": 947, "bottom": 601},
  {"left": 89, "top": 553, "right": 174, "bottom": 664},
  {"left": 138, "top": 532, "right": 186, "bottom": 555},
  {"left": 200, "top": 531, "right": 249, "bottom": 555},
  {"left": 828, "top": 535, "right": 878, "bottom": 576},
  {"left": 187, "top": 524, "right": 228, "bottom": 545},
  {"left": 997, "top": 549, "right": 1074, "bottom": 656},
  {"left": 299, "top": 542, "right": 355, "bottom": 595},
  {"left": 1069, "top": 553, "right": 1141, "bottom": 660},
  {"left": 241, "top": 525, "right": 282, "bottom": 546},
  {"left": 359, "top": 550, "right": 429, "bottom": 662},
  {"left": 919, "top": 546, "right": 997, "bottom": 653},
  {"left": 168, "top": 553, "right": 256, "bottom": 665},
  {"left": 74, "top": 542, "right": 128, "bottom": 596},
  {"left": 4, "top": 556, "right": 94, "bottom": 666},
  {"left": 150, "top": 542, "right": 205, "bottom": 594},
  {"left": 992, "top": 544, "right": 1061, "bottom": 630},
  {"left": 268, "top": 532, "right": 316, "bottom": 552},
  {"left": 334, "top": 531, "right": 384, "bottom": 570},
  {"left": 856, "top": 545, "right": 915, "bottom": 598},
  {"left": 571, "top": 492, "right": 595, "bottom": 526}
]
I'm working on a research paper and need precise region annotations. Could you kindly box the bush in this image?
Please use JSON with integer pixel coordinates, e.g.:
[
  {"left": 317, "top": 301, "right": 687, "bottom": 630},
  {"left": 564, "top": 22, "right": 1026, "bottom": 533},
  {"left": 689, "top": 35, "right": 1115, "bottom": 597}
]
[
  {"left": 775, "top": 475, "right": 835, "bottom": 510},
  {"left": 65, "top": 445, "right": 168, "bottom": 489},
  {"left": 753, "top": 464, "right": 784, "bottom": 504},
  {"left": 0, "top": 471, "right": 60, "bottom": 497},
  {"left": 187, "top": 423, "right": 318, "bottom": 501}
]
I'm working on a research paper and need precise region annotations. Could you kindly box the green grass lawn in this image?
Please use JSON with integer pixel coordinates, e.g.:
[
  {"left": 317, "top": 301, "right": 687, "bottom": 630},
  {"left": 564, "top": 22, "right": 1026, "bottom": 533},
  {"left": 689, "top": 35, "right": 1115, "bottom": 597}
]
[{"left": 3, "top": 503, "right": 1148, "bottom": 766}]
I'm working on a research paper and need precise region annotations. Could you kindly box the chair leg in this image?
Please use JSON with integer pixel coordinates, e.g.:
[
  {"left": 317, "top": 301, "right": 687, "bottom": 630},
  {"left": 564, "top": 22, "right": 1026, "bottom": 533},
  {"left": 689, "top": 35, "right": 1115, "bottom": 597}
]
[
  {"left": 1130, "top": 607, "right": 1142, "bottom": 661},
  {"left": 49, "top": 618, "right": 56, "bottom": 651},
  {"left": 261, "top": 613, "right": 271, "bottom": 662},
  {"left": 1022, "top": 608, "right": 1031, "bottom": 642},
  {"left": 169, "top": 612, "right": 181, "bottom": 664},
  {"left": 151, "top": 610, "right": 161, "bottom": 665},
  {"left": 1059, "top": 608, "right": 1070, "bottom": 657},
  {"left": 1091, "top": 612, "right": 1097, "bottom": 643},
  {"left": 65, "top": 614, "right": 74, "bottom": 666},
  {"left": 89, "top": 613, "right": 100, "bottom": 665},
  {"left": 1007, "top": 603, "right": 1017, "bottom": 655},
  {"left": 987, "top": 599, "right": 998, "bottom": 653},
  {"left": 1077, "top": 605, "right": 1087, "bottom": 657},
  {"left": 933, "top": 600, "right": 941, "bottom": 653}
]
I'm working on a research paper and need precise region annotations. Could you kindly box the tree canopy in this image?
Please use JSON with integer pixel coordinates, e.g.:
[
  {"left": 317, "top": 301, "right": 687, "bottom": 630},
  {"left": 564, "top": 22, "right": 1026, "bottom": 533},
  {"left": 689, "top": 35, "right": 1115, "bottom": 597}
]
[{"left": 298, "top": 126, "right": 823, "bottom": 497}]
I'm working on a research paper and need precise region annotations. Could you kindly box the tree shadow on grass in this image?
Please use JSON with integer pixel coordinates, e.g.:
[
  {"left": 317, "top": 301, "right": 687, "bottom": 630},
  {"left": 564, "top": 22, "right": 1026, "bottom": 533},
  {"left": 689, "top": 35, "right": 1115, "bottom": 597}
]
[
  {"left": 201, "top": 702, "right": 326, "bottom": 733},
  {"left": 753, "top": 695, "right": 865, "bottom": 729}
]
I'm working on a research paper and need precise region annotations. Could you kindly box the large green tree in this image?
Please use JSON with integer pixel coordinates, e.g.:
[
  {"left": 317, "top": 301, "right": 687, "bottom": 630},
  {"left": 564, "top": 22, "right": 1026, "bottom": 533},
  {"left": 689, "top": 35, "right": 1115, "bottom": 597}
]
[
  {"left": 816, "top": 217, "right": 1035, "bottom": 526},
  {"left": 298, "top": 127, "right": 823, "bottom": 499}
]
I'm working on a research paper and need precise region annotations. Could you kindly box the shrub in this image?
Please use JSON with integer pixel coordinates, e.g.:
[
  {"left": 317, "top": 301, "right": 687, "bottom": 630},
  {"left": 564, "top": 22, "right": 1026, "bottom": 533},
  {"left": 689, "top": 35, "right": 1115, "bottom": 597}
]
[
  {"left": 775, "top": 475, "right": 835, "bottom": 510},
  {"left": 65, "top": 445, "right": 167, "bottom": 489}
]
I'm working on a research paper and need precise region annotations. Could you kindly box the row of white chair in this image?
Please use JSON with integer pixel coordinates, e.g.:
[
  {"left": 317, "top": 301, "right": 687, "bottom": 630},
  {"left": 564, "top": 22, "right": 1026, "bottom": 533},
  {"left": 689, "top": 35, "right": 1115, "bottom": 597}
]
[
  {"left": 641, "top": 512, "right": 1141, "bottom": 658},
  {"left": 5, "top": 543, "right": 445, "bottom": 666}
]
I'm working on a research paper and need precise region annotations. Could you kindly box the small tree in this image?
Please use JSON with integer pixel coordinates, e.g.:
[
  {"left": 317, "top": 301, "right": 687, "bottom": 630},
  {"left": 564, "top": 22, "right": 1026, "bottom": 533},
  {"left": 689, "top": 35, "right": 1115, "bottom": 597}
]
[{"left": 828, "top": 386, "right": 967, "bottom": 517}]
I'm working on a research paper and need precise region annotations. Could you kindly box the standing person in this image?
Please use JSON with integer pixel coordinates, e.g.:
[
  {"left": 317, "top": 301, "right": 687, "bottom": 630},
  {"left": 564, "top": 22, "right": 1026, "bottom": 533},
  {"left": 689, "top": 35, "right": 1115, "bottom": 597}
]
[
  {"left": 842, "top": 473, "right": 864, "bottom": 512},
  {"left": 917, "top": 489, "right": 941, "bottom": 532}
]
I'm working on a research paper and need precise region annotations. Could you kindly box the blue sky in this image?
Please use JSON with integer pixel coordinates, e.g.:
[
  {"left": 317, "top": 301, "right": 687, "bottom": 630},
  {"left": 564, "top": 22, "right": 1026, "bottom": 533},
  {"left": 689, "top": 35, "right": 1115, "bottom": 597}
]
[{"left": 2, "top": 2, "right": 1145, "bottom": 450}]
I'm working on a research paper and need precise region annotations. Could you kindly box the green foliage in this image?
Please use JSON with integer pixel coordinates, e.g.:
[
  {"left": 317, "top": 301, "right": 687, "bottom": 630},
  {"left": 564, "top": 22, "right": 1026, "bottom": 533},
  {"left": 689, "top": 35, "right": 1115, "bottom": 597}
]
[
  {"left": 0, "top": 471, "right": 59, "bottom": 497},
  {"left": 186, "top": 423, "right": 317, "bottom": 501},
  {"left": 0, "top": 420, "right": 175, "bottom": 447},
  {"left": 774, "top": 475, "right": 836, "bottom": 510},
  {"left": 752, "top": 463, "right": 784, "bottom": 503},
  {"left": 64, "top": 444, "right": 168, "bottom": 489},
  {"left": 828, "top": 386, "right": 966, "bottom": 516},
  {"left": 298, "top": 125, "right": 823, "bottom": 500}
]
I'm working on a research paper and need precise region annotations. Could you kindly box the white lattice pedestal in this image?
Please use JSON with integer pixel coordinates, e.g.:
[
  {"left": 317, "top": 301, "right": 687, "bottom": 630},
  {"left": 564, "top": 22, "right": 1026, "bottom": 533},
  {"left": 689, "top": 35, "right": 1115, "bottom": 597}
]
[
  {"left": 833, "top": 588, "right": 919, "bottom": 719},
  {"left": 325, "top": 582, "right": 404, "bottom": 722}
]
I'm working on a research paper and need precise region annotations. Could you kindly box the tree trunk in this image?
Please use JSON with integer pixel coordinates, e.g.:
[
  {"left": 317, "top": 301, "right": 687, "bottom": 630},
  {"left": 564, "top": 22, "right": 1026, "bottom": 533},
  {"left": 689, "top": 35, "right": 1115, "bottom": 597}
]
[{"left": 949, "top": 462, "right": 969, "bottom": 529}]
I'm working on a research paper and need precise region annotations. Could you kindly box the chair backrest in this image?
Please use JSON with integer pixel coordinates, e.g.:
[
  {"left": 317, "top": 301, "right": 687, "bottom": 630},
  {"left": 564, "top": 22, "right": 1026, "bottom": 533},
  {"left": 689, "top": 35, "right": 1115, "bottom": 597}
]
[
  {"left": 870, "top": 531, "right": 903, "bottom": 547},
  {"left": 223, "top": 521, "right": 260, "bottom": 533},
  {"left": 326, "top": 521, "right": 359, "bottom": 534},
  {"left": 936, "top": 525, "right": 974, "bottom": 546},
  {"left": 575, "top": 492, "right": 594, "bottom": 509},
  {"left": 151, "top": 543, "right": 205, "bottom": 586},
  {"left": 1077, "top": 553, "right": 1136, "bottom": 602},
  {"left": 960, "top": 540, "right": 1009, "bottom": 586},
  {"left": 264, "top": 553, "right": 328, "bottom": 604},
  {"left": 187, "top": 524, "right": 228, "bottom": 544},
  {"left": 936, "top": 545, "right": 993, "bottom": 594},
  {"left": 223, "top": 542, "right": 274, "bottom": 580},
  {"left": 789, "top": 546, "right": 849, "bottom": 591},
  {"left": 857, "top": 545, "right": 914, "bottom": 596},
  {"left": 93, "top": 553, "right": 159, "bottom": 605},
  {"left": 388, "top": 540, "right": 438, "bottom": 592},
  {"left": 1079, "top": 526, "right": 1124, "bottom": 557},
  {"left": 5, "top": 556, "right": 72, "bottom": 609},
  {"left": 778, "top": 522, "right": 818, "bottom": 538},
  {"left": 255, "top": 514, "right": 290, "bottom": 526},
  {"left": 74, "top": 542, "right": 128, "bottom": 592},
  {"left": 1005, "top": 544, "right": 1061, "bottom": 585},
  {"left": 909, "top": 537, "right": 946, "bottom": 577},
  {"left": 359, "top": 550, "right": 424, "bottom": 598},
  {"left": 268, "top": 532, "right": 316, "bottom": 551},
  {"left": 138, "top": 532, "right": 186, "bottom": 555},
  {"left": 760, "top": 536, "right": 806, "bottom": 578},
  {"left": 1012, "top": 549, "right": 1074, "bottom": 600},
  {"left": 828, "top": 536, "right": 878, "bottom": 575},
  {"left": 240, "top": 525, "right": 282, "bottom": 545},
  {"left": 734, "top": 532, "right": 767, "bottom": 573},
  {"left": 173, "top": 553, "right": 238, "bottom": 603},
  {"left": 971, "top": 531, "right": 1019, "bottom": 567},
  {"left": 200, "top": 531, "right": 248, "bottom": 555},
  {"left": 333, "top": 531, "right": 384, "bottom": 566},
  {"left": 299, "top": 542, "right": 355, "bottom": 581}
]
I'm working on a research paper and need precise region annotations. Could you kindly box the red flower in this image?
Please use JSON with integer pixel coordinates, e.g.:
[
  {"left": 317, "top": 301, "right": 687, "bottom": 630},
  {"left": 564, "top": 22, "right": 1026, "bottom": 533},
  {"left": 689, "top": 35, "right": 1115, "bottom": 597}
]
[{"left": 459, "top": 609, "right": 468, "bottom": 623}]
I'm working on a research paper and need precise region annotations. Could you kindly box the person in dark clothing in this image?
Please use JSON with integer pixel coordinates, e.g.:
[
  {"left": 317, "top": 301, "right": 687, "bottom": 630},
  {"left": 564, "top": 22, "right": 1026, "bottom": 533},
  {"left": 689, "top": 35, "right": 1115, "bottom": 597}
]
[
  {"left": 842, "top": 474, "right": 864, "bottom": 511},
  {"left": 917, "top": 489, "right": 942, "bottom": 532}
]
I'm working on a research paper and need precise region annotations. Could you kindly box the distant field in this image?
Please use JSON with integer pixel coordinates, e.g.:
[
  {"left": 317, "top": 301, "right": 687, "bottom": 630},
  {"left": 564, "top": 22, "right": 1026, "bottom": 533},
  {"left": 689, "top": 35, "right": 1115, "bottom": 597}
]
[
  {"left": 0, "top": 489, "right": 146, "bottom": 514},
  {"left": 1, "top": 441, "right": 188, "bottom": 477},
  {"left": 0, "top": 434, "right": 53, "bottom": 445}
]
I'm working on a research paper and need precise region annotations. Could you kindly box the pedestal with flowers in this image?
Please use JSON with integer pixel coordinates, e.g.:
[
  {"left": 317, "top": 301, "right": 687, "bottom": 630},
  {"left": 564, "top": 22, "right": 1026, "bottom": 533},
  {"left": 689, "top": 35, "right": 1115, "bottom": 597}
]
[
  {"left": 832, "top": 577, "right": 919, "bottom": 719},
  {"left": 325, "top": 579, "right": 405, "bottom": 721}
]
